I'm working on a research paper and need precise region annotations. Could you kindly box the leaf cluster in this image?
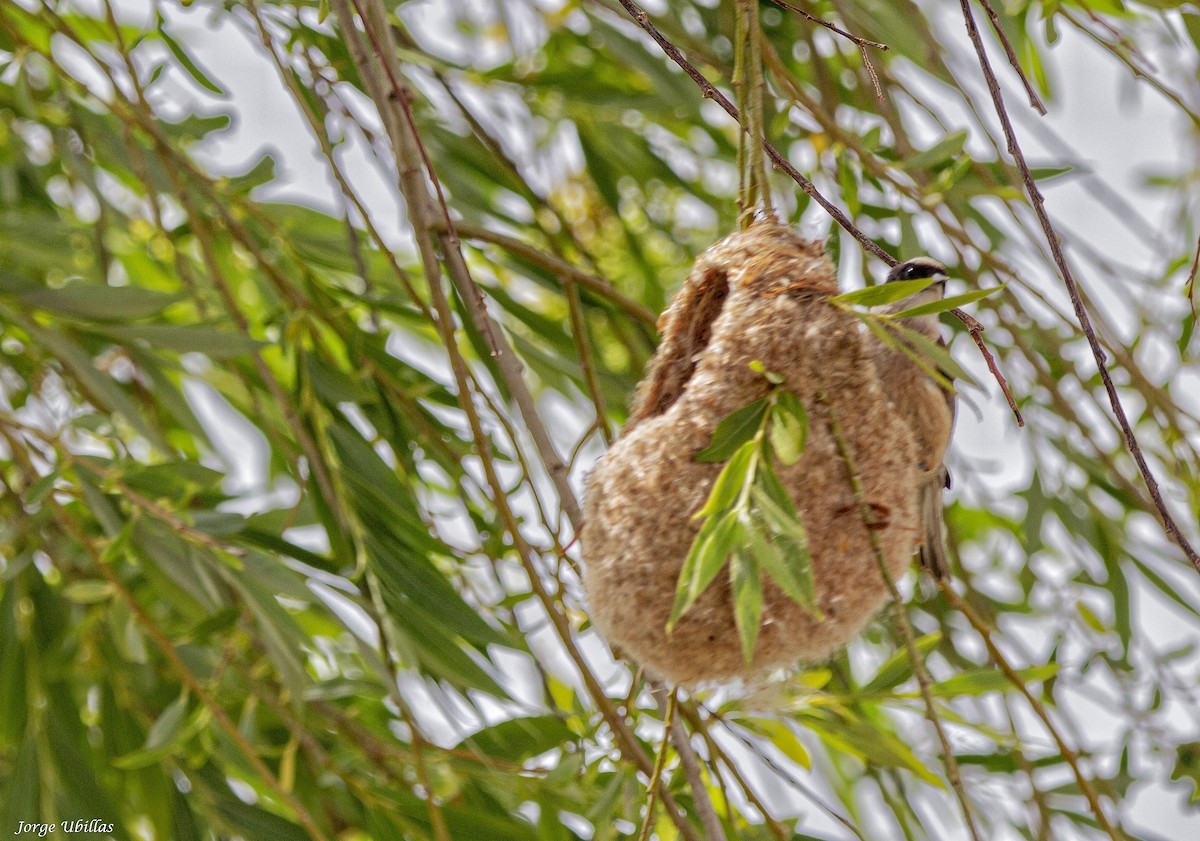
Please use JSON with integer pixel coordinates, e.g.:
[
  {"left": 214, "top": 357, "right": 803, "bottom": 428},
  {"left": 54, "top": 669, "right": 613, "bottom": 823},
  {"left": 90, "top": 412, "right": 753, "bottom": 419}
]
[{"left": 670, "top": 378, "right": 816, "bottom": 663}]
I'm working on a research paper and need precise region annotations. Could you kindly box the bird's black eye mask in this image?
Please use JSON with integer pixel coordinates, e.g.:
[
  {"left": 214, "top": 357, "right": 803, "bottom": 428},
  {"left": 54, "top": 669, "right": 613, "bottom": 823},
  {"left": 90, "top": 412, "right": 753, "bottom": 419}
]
[{"left": 887, "top": 260, "right": 946, "bottom": 283}]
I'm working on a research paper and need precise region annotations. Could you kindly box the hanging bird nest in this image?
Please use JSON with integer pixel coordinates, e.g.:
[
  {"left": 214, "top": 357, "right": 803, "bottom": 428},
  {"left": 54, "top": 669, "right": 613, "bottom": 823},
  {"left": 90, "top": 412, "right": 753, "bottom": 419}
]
[{"left": 582, "top": 221, "right": 921, "bottom": 684}]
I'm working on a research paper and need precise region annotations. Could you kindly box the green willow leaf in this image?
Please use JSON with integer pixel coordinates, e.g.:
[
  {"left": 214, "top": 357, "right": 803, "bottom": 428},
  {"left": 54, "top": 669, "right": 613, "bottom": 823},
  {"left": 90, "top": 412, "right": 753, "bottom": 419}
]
[
  {"left": 696, "top": 398, "right": 768, "bottom": 462},
  {"left": 729, "top": 541, "right": 762, "bottom": 665},
  {"left": 669, "top": 510, "right": 742, "bottom": 631},
  {"left": 750, "top": 469, "right": 807, "bottom": 543},
  {"left": 769, "top": 390, "right": 808, "bottom": 466},
  {"left": 860, "top": 632, "right": 943, "bottom": 694},
  {"left": 901, "top": 130, "right": 968, "bottom": 172},
  {"left": 694, "top": 441, "right": 755, "bottom": 519},
  {"left": 932, "top": 665, "right": 1058, "bottom": 698},
  {"left": 157, "top": 22, "right": 227, "bottom": 97},
  {"left": 888, "top": 283, "right": 1006, "bottom": 318},
  {"left": 866, "top": 316, "right": 975, "bottom": 390},
  {"left": 833, "top": 278, "right": 934, "bottom": 307},
  {"left": 97, "top": 324, "right": 266, "bottom": 357},
  {"left": 745, "top": 514, "right": 817, "bottom": 616},
  {"left": 20, "top": 285, "right": 181, "bottom": 321}
]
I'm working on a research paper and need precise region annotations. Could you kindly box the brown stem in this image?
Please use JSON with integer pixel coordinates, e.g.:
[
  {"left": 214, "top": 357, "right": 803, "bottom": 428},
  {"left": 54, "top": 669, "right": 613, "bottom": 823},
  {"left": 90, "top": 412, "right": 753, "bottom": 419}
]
[
  {"left": 653, "top": 685, "right": 728, "bottom": 841},
  {"left": 1185, "top": 236, "right": 1200, "bottom": 322},
  {"left": 329, "top": 4, "right": 700, "bottom": 838},
  {"left": 636, "top": 689, "right": 678, "bottom": 841},
  {"left": 768, "top": 0, "right": 886, "bottom": 100},
  {"left": 445, "top": 221, "right": 658, "bottom": 327},
  {"left": 769, "top": 0, "right": 887, "bottom": 50},
  {"left": 973, "top": 0, "right": 1047, "bottom": 115},
  {"left": 347, "top": 0, "right": 586, "bottom": 531},
  {"left": 951, "top": 308, "right": 1024, "bottom": 427}
]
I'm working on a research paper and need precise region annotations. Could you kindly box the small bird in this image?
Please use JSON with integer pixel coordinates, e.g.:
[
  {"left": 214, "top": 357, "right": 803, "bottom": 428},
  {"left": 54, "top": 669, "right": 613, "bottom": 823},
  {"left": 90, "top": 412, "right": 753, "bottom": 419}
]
[{"left": 875, "top": 257, "right": 956, "bottom": 578}]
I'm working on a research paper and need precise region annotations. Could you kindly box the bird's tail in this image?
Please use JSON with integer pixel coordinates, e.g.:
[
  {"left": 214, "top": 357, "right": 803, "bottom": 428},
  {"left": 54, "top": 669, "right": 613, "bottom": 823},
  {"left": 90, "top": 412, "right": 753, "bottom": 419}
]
[{"left": 917, "top": 466, "right": 951, "bottom": 579}]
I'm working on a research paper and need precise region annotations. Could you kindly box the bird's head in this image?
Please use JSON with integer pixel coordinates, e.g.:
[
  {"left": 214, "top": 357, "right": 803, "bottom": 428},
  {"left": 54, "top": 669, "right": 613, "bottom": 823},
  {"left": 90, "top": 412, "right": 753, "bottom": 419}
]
[{"left": 881, "top": 257, "right": 949, "bottom": 335}]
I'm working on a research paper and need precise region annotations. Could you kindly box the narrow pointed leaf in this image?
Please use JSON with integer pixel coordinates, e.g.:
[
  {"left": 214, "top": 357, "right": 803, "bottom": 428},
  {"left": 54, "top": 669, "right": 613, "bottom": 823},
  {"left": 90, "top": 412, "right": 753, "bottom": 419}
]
[
  {"left": 730, "top": 542, "right": 762, "bottom": 665},
  {"left": 833, "top": 278, "right": 933, "bottom": 307},
  {"left": 769, "top": 390, "right": 808, "bottom": 466},
  {"left": 750, "top": 470, "right": 807, "bottom": 542},
  {"left": 889, "top": 283, "right": 1006, "bottom": 318},
  {"left": 696, "top": 398, "right": 767, "bottom": 462},
  {"left": 694, "top": 441, "right": 755, "bottom": 519},
  {"left": 670, "top": 511, "right": 740, "bottom": 630},
  {"left": 746, "top": 515, "right": 818, "bottom": 616}
]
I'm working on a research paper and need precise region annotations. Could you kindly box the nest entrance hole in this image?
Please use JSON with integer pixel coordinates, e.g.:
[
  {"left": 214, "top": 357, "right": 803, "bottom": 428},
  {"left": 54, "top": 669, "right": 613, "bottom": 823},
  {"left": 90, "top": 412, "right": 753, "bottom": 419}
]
[{"left": 636, "top": 267, "right": 730, "bottom": 421}]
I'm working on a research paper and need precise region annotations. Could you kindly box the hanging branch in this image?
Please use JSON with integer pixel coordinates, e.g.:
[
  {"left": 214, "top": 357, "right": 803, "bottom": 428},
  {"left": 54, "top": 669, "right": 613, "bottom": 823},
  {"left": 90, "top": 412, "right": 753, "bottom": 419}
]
[
  {"left": 612, "top": 0, "right": 893, "bottom": 264},
  {"left": 957, "top": 0, "right": 1200, "bottom": 572},
  {"left": 636, "top": 689, "right": 680, "bottom": 841},
  {"left": 974, "top": 0, "right": 1047, "bottom": 115},
  {"left": 953, "top": 308, "right": 1025, "bottom": 427},
  {"left": 343, "top": 0, "right": 586, "bottom": 531},
  {"left": 734, "top": 0, "right": 774, "bottom": 223},
  {"left": 54, "top": 514, "right": 334, "bottom": 841},
  {"left": 330, "top": 4, "right": 704, "bottom": 839}
]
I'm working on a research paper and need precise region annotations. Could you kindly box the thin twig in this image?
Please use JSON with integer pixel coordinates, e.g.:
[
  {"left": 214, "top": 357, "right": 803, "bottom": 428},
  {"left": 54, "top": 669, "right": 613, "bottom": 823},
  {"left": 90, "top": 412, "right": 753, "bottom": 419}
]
[
  {"left": 939, "top": 582, "right": 1124, "bottom": 841},
  {"left": 1057, "top": 8, "right": 1200, "bottom": 127},
  {"left": 957, "top": 0, "right": 1200, "bottom": 572},
  {"left": 735, "top": 0, "right": 774, "bottom": 221},
  {"left": 1185, "top": 236, "right": 1200, "bottom": 323},
  {"left": 678, "top": 708, "right": 792, "bottom": 841},
  {"left": 951, "top": 307, "right": 1025, "bottom": 427},
  {"left": 654, "top": 686, "right": 728, "bottom": 841},
  {"left": 816, "top": 384, "right": 984, "bottom": 841},
  {"left": 769, "top": 0, "right": 886, "bottom": 50},
  {"left": 769, "top": 0, "right": 886, "bottom": 100},
  {"left": 636, "top": 689, "right": 679, "bottom": 841},
  {"left": 974, "top": 0, "right": 1047, "bottom": 115},
  {"left": 689, "top": 704, "right": 866, "bottom": 840},
  {"left": 443, "top": 221, "right": 659, "bottom": 327},
  {"left": 612, "top": 0, "right": 893, "bottom": 264},
  {"left": 330, "top": 5, "right": 700, "bottom": 838}
]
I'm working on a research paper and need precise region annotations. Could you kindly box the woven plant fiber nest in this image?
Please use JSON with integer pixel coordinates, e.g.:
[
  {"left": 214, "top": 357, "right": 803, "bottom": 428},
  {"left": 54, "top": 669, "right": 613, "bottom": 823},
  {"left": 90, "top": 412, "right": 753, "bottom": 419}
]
[{"left": 582, "top": 221, "right": 921, "bottom": 684}]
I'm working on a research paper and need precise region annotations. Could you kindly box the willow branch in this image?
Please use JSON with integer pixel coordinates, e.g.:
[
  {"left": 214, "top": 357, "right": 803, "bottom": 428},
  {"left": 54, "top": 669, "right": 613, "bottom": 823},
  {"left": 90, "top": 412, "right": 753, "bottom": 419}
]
[
  {"left": 55, "top": 514, "right": 332, "bottom": 841},
  {"left": 347, "top": 0, "right": 585, "bottom": 531},
  {"left": 330, "top": 3, "right": 699, "bottom": 837},
  {"left": 611, "top": 0, "right": 893, "bottom": 264},
  {"left": 957, "top": 0, "right": 1200, "bottom": 572},
  {"left": 974, "top": 0, "right": 1046, "bottom": 115}
]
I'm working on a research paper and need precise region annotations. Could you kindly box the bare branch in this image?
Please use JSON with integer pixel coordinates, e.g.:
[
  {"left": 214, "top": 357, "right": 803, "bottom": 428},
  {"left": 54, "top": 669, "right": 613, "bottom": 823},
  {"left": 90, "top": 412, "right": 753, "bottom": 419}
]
[
  {"left": 974, "top": 0, "right": 1047, "bottom": 115},
  {"left": 951, "top": 308, "right": 1025, "bottom": 427},
  {"left": 957, "top": 0, "right": 1200, "bottom": 572},
  {"left": 769, "top": 0, "right": 887, "bottom": 100}
]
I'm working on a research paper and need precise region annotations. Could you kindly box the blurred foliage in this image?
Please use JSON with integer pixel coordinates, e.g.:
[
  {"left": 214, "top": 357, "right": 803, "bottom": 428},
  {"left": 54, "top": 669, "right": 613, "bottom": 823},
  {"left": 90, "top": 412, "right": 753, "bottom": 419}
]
[{"left": 0, "top": 0, "right": 1198, "bottom": 839}]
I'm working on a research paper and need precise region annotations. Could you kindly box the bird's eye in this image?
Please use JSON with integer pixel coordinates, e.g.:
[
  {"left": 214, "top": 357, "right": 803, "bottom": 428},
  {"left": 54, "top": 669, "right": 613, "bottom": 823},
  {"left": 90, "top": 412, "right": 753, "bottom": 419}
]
[{"left": 900, "top": 265, "right": 916, "bottom": 280}]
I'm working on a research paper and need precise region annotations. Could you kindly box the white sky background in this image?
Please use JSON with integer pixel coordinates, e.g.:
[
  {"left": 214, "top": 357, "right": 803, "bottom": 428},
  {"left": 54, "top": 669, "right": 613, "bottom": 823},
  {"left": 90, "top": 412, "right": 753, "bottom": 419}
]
[{"left": 85, "top": 0, "right": 1200, "bottom": 838}]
